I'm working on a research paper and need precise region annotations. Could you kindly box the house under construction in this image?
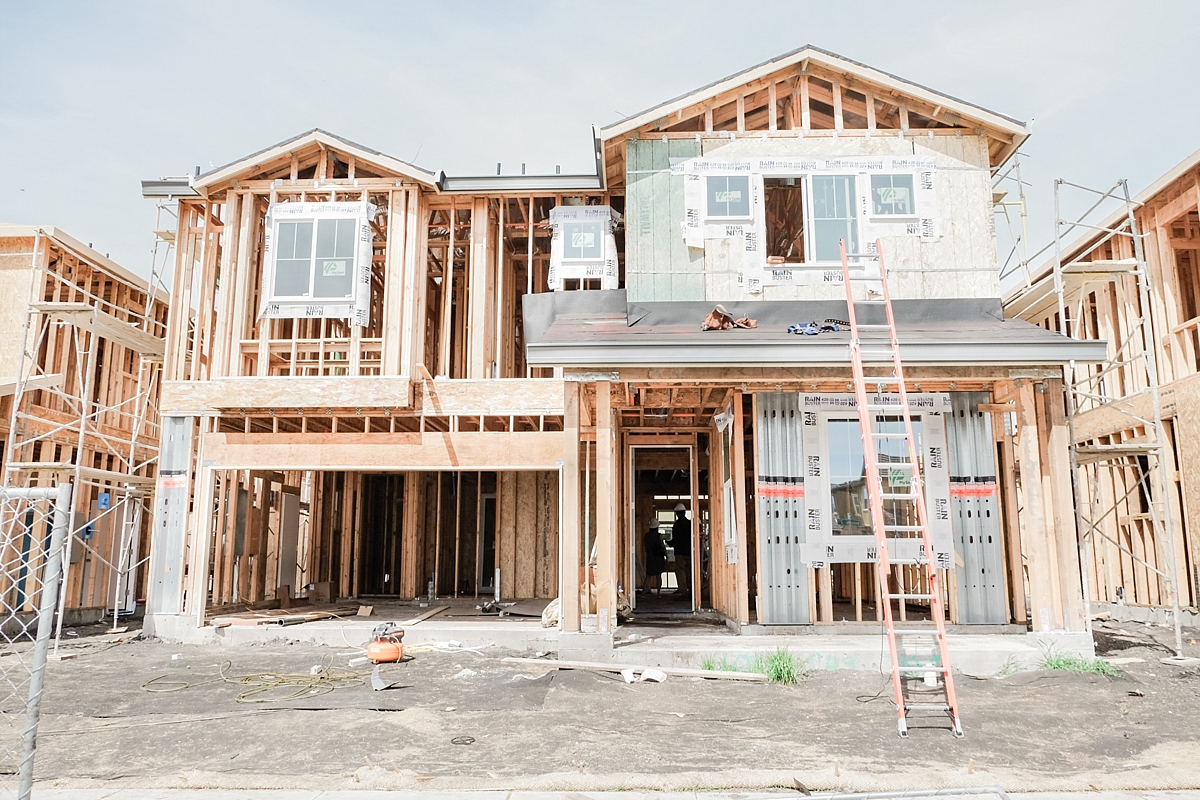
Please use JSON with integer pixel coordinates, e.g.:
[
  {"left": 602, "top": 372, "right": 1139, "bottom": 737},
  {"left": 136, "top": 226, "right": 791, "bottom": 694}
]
[
  {"left": 140, "top": 46, "right": 1106, "bottom": 650},
  {"left": 0, "top": 225, "right": 166, "bottom": 626},
  {"left": 1003, "top": 149, "right": 1200, "bottom": 640}
]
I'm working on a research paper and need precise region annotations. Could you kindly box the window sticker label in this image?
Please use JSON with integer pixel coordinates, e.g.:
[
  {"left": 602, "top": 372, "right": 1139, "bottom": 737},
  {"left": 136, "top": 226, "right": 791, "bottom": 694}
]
[{"left": 323, "top": 260, "right": 347, "bottom": 277}]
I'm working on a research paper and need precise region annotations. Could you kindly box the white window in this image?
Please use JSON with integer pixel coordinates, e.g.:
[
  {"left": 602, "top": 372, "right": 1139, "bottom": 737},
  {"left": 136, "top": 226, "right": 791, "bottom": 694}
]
[
  {"left": 262, "top": 201, "right": 375, "bottom": 323},
  {"left": 809, "top": 175, "right": 859, "bottom": 262},
  {"left": 869, "top": 174, "right": 917, "bottom": 217},
  {"left": 561, "top": 220, "right": 606, "bottom": 261},
  {"left": 273, "top": 217, "right": 358, "bottom": 299},
  {"left": 705, "top": 175, "right": 752, "bottom": 220}
]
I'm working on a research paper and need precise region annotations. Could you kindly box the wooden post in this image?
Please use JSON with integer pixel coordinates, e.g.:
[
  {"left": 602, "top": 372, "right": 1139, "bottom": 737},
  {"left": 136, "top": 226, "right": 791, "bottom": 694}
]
[
  {"left": 595, "top": 381, "right": 617, "bottom": 630},
  {"left": 832, "top": 80, "right": 844, "bottom": 132},
  {"left": 1044, "top": 378, "right": 1085, "bottom": 630},
  {"left": 750, "top": 394, "right": 764, "bottom": 619},
  {"left": 401, "top": 472, "right": 421, "bottom": 598},
  {"left": 561, "top": 382, "right": 581, "bottom": 631},
  {"left": 1016, "top": 379, "right": 1059, "bottom": 631},
  {"left": 799, "top": 73, "right": 811, "bottom": 133},
  {"left": 185, "top": 463, "right": 216, "bottom": 623},
  {"left": 819, "top": 568, "right": 834, "bottom": 623},
  {"left": 467, "top": 197, "right": 492, "bottom": 378},
  {"left": 731, "top": 392, "right": 751, "bottom": 624},
  {"left": 402, "top": 188, "right": 425, "bottom": 379},
  {"left": 1033, "top": 382, "right": 1067, "bottom": 628}
]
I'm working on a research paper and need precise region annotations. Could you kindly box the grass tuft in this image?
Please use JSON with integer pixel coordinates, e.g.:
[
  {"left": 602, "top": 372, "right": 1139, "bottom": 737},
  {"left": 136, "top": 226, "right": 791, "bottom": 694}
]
[
  {"left": 1038, "top": 650, "right": 1123, "bottom": 677},
  {"left": 751, "top": 648, "right": 810, "bottom": 684},
  {"left": 995, "top": 655, "right": 1023, "bottom": 678},
  {"left": 699, "top": 653, "right": 741, "bottom": 672}
]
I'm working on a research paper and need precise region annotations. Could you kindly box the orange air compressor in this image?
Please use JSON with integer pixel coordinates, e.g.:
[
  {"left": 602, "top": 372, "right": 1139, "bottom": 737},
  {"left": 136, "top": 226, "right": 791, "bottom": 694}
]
[{"left": 366, "top": 622, "right": 405, "bottom": 663}]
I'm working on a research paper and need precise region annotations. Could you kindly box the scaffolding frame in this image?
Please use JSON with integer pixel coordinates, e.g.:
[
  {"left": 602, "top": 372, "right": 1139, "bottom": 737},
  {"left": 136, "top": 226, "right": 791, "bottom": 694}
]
[
  {"left": 1022, "top": 178, "right": 1186, "bottom": 657},
  {"left": 1, "top": 220, "right": 171, "bottom": 650}
]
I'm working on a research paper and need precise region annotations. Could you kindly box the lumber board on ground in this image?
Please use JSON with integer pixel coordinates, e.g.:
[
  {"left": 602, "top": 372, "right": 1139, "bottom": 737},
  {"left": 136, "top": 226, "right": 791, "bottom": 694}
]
[
  {"left": 502, "top": 656, "right": 767, "bottom": 682},
  {"left": 207, "top": 604, "right": 361, "bottom": 628},
  {"left": 398, "top": 605, "right": 449, "bottom": 625}
]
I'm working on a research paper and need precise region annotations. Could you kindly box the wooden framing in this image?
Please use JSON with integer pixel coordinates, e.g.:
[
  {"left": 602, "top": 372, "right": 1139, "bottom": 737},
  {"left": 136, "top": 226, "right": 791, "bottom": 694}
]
[
  {"left": 146, "top": 48, "right": 1093, "bottom": 646},
  {"left": 1005, "top": 151, "right": 1200, "bottom": 613},
  {"left": 0, "top": 226, "right": 166, "bottom": 614}
]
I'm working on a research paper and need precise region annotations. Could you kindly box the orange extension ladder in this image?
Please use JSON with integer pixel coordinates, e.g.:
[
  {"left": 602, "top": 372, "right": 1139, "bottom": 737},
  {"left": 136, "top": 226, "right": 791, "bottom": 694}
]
[{"left": 838, "top": 238, "right": 964, "bottom": 738}]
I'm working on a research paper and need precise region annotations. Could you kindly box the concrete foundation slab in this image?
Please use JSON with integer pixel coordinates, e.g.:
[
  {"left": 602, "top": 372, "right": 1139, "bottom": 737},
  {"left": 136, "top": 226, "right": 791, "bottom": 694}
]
[{"left": 145, "top": 611, "right": 1093, "bottom": 676}]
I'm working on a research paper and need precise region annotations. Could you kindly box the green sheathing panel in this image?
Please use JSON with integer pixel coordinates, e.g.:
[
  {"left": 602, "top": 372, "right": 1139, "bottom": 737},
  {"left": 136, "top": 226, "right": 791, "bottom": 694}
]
[{"left": 625, "top": 138, "right": 703, "bottom": 302}]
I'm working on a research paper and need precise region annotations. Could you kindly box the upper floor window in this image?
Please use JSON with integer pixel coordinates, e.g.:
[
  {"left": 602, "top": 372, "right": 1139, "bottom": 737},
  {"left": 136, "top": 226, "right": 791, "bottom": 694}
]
[
  {"left": 705, "top": 175, "right": 753, "bottom": 220},
  {"left": 274, "top": 218, "right": 358, "bottom": 299},
  {"left": 548, "top": 205, "right": 620, "bottom": 291},
  {"left": 869, "top": 174, "right": 917, "bottom": 218},
  {"left": 810, "top": 175, "right": 859, "bottom": 261},
  {"left": 262, "top": 201, "right": 375, "bottom": 324},
  {"left": 561, "top": 219, "right": 606, "bottom": 261}
]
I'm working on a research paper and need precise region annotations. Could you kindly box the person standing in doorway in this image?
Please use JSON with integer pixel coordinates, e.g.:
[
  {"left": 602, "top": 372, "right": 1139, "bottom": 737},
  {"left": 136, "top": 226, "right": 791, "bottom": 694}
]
[
  {"left": 671, "top": 503, "right": 692, "bottom": 601},
  {"left": 641, "top": 521, "right": 666, "bottom": 595}
]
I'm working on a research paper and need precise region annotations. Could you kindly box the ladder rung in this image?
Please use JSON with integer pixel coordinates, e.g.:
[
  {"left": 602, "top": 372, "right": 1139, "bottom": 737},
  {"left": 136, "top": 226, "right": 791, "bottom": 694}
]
[
  {"left": 855, "top": 324, "right": 892, "bottom": 330},
  {"left": 871, "top": 431, "right": 909, "bottom": 438},
  {"left": 882, "top": 524, "right": 923, "bottom": 531},
  {"left": 887, "top": 593, "right": 935, "bottom": 600},
  {"left": 880, "top": 493, "right": 918, "bottom": 500},
  {"left": 894, "top": 666, "right": 948, "bottom": 673},
  {"left": 874, "top": 460, "right": 914, "bottom": 468},
  {"left": 905, "top": 704, "right": 953, "bottom": 712},
  {"left": 894, "top": 628, "right": 941, "bottom": 635}
]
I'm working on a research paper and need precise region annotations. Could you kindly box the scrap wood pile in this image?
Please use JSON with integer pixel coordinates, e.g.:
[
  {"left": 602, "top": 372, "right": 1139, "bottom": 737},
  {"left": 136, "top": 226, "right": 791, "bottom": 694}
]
[{"left": 207, "top": 604, "right": 363, "bottom": 628}]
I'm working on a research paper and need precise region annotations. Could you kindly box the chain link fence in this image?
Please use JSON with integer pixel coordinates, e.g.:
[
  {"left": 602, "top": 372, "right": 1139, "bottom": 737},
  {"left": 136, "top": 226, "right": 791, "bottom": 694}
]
[{"left": 0, "top": 485, "right": 71, "bottom": 800}]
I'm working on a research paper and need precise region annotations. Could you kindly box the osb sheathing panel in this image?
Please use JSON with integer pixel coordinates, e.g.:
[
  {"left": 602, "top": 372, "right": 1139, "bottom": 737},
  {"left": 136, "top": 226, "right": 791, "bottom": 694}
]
[
  {"left": 0, "top": 236, "right": 36, "bottom": 382},
  {"left": 498, "top": 470, "right": 559, "bottom": 599},
  {"left": 416, "top": 378, "right": 565, "bottom": 416},
  {"left": 695, "top": 134, "right": 998, "bottom": 302},
  {"left": 1164, "top": 375, "right": 1200, "bottom": 601},
  {"left": 161, "top": 376, "right": 413, "bottom": 414}
]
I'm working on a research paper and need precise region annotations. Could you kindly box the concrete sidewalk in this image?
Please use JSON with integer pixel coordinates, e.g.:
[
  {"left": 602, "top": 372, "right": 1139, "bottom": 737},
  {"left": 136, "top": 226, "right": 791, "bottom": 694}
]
[{"left": 8, "top": 790, "right": 1200, "bottom": 799}]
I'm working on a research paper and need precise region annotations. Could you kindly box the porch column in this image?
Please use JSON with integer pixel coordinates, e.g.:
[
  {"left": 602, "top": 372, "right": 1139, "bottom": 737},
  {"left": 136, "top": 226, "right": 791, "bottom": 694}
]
[
  {"left": 594, "top": 381, "right": 619, "bottom": 631},
  {"left": 731, "top": 391, "right": 752, "bottom": 624},
  {"left": 1016, "top": 378, "right": 1066, "bottom": 631},
  {"left": 1044, "top": 378, "right": 1085, "bottom": 630},
  {"left": 146, "top": 415, "right": 195, "bottom": 621},
  {"left": 561, "top": 382, "right": 581, "bottom": 632}
]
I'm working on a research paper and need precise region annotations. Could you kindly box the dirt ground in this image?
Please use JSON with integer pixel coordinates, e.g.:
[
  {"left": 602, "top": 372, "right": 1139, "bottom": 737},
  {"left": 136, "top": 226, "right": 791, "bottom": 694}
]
[{"left": 28, "top": 618, "right": 1200, "bottom": 793}]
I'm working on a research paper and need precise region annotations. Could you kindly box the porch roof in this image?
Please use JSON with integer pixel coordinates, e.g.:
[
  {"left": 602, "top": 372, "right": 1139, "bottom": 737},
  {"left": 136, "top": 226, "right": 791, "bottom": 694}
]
[{"left": 523, "top": 290, "right": 1108, "bottom": 368}]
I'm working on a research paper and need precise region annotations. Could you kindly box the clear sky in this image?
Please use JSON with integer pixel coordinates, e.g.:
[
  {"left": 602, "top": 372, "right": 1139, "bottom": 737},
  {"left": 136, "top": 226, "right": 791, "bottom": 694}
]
[{"left": 2, "top": 1, "right": 1197, "bottom": 281}]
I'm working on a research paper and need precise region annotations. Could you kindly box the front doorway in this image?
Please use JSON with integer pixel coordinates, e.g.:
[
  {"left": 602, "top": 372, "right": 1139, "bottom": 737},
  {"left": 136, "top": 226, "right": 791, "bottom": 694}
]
[{"left": 628, "top": 445, "right": 701, "bottom": 613}]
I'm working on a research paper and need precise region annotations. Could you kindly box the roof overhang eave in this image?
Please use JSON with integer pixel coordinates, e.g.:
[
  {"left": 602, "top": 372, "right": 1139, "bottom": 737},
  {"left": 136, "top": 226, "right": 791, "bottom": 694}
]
[{"left": 526, "top": 339, "right": 1108, "bottom": 369}]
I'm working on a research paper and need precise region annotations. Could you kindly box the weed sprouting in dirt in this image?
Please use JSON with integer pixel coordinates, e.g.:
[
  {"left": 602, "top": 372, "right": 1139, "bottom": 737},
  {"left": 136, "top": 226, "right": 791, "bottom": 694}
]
[
  {"left": 699, "top": 653, "right": 741, "bottom": 672},
  {"left": 752, "top": 648, "right": 811, "bottom": 684},
  {"left": 996, "top": 655, "right": 1024, "bottom": 677},
  {"left": 1038, "top": 650, "right": 1123, "bottom": 677}
]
